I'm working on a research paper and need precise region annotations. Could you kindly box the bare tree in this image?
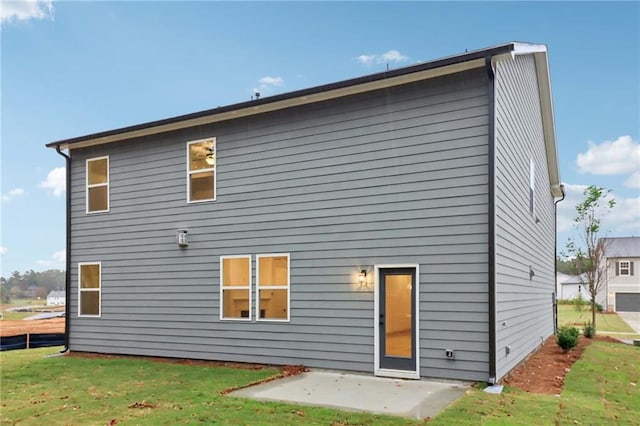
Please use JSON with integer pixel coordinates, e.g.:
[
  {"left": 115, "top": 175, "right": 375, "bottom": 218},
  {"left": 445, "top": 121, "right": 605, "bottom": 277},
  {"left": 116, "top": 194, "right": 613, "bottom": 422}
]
[{"left": 566, "top": 185, "right": 615, "bottom": 334}]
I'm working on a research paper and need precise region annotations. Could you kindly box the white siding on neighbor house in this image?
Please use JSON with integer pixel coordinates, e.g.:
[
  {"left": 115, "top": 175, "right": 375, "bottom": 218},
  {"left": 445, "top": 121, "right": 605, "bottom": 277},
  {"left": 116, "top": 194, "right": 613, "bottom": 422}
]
[
  {"left": 494, "top": 54, "right": 556, "bottom": 381},
  {"left": 68, "top": 69, "right": 492, "bottom": 381},
  {"left": 605, "top": 257, "right": 640, "bottom": 312}
]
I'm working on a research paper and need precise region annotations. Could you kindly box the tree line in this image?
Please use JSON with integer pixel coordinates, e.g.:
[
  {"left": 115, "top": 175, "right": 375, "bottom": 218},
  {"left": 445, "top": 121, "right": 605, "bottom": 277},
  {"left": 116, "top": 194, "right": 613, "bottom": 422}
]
[{"left": 0, "top": 269, "right": 65, "bottom": 303}]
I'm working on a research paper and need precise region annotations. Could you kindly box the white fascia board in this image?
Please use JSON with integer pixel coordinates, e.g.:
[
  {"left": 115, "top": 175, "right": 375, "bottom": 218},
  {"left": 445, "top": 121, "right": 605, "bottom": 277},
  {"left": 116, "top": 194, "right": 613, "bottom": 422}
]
[
  {"left": 59, "top": 59, "right": 485, "bottom": 151},
  {"left": 511, "top": 42, "right": 548, "bottom": 55},
  {"left": 494, "top": 45, "right": 561, "bottom": 198}
]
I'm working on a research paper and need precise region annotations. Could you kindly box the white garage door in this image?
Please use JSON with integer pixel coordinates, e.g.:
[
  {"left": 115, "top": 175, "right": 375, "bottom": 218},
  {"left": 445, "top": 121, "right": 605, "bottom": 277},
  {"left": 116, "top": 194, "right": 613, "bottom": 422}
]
[{"left": 616, "top": 293, "right": 640, "bottom": 312}]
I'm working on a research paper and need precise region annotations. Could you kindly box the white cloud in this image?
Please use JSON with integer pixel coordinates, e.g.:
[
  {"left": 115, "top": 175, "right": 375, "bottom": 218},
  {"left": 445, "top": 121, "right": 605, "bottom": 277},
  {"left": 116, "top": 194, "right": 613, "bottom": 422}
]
[
  {"left": 0, "top": 246, "right": 7, "bottom": 255},
  {"left": 0, "top": 0, "right": 54, "bottom": 24},
  {"left": 1, "top": 187, "right": 25, "bottom": 202},
  {"left": 36, "top": 249, "right": 65, "bottom": 268},
  {"left": 253, "top": 76, "right": 285, "bottom": 97},
  {"left": 258, "top": 76, "right": 284, "bottom": 87},
  {"left": 576, "top": 136, "right": 640, "bottom": 175},
  {"left": 39, "top": 167, "right": 65, "bottom": 197},
  {"left": 557, "top": 183, "right": 639, "bottom": 236},
  {"left": 52, "top": 250, "right": 65, "bottom": 263},
  {"left": 356, "top": 50, "right": 409, "bottom": 66},
  {"left": 356, "top": 54, "right": 377, "bottom": 65},
  {"left": 625, "top": 170, "right": 640, "bottom": 189}
]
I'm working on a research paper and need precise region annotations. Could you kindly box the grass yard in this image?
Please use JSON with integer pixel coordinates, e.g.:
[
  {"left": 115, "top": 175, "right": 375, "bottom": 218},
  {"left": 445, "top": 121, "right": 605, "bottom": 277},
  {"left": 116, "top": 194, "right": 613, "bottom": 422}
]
[
  {"left": 1, "top": 347, "right": 419, "bottom": 425},
  {"left": 432, "top": 341, "right": 639, "bottom": 425},
  {"left": 557, "top": 304, "right": 638, "bottom": 336},
  {"left": 2, "top": 342, "right": 638, "bottom": 425}
]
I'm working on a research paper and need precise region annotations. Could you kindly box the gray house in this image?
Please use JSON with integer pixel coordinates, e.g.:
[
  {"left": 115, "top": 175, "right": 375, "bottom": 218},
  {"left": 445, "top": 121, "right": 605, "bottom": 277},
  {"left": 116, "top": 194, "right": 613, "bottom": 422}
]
[{"left": 48, "top": 42, "right": 562, "bottom": 383}]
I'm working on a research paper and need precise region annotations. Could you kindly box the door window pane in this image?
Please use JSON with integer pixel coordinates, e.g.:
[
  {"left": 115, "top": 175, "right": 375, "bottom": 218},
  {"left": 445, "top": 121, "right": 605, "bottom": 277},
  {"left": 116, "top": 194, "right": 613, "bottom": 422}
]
[{"left": 385, "top": 274, "right": 412, "bottom": 357}]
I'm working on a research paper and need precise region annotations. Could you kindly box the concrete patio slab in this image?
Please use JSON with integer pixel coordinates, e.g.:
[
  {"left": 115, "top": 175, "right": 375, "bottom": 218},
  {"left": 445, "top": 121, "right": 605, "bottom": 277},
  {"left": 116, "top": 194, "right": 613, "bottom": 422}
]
[{"left": 229, "top": 370, "right": 469, "bottom": 419}]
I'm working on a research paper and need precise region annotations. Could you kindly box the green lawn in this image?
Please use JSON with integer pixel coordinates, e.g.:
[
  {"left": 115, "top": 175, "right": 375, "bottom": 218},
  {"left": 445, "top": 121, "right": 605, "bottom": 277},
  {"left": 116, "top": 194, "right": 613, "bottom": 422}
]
[
  {"left": 1, "top": 347, "right": 419, "bottom": 425},
  {"left": 557, "top": 304, "right": 639, "bottom": 337},
  {"left": 432, "top": 341, "right": 639, "bottom": 425},
  {"left": 2, "top": 342, "right": 638, "bottom": 425}
]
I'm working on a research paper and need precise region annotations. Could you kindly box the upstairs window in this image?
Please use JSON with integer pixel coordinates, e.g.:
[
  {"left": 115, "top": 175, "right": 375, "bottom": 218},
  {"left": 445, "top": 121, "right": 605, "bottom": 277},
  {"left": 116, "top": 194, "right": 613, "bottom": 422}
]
[
  {"left": 257, "top": 254, "right": 290, "bottom": 321},
  {"left": 86, "top": 157, "right": 109, "bottom": 213},
  {"left": 187, "top": 138, "right": 216, "bottom": 202},
  {"left": 618, "top": 261, "right": 631, "bottom": 276},
  {"left": 220, "top": 256, "right": 251, "bottom": 320},
  {"left": 79, "top": 262, "right": 101, "bottom": 317}
]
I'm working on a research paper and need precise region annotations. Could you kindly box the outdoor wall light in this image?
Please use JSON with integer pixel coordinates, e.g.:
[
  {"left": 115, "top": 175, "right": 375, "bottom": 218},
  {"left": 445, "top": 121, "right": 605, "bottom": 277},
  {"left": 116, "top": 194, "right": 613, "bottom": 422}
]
[
  {"left": 529, "top": 265, "right": 535, "bottom": 280},
  {"left": 177, "top": 229, "right": 188, "bottom": 247},
  {"left": 358, "top": 270, "right": 367, "bottom": 286}
]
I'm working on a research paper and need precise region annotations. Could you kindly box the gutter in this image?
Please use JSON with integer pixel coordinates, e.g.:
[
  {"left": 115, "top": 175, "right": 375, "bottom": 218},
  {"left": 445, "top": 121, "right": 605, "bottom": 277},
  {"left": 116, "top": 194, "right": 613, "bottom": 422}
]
[
  {"left": 55, "top": 146, "right": 71, "bottom": 353},
  {"left": 553, "top": 184, "right": 566, "bottom": 334},
  {"left": 485, "top": 56, "right": 497, "bottom": 385}
]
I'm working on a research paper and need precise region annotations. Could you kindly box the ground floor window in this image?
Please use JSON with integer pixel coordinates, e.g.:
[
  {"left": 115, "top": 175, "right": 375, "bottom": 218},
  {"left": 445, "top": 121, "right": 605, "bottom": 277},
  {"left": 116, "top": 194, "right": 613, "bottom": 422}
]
[
  {"left": 220, "top": 256, "right": 251, "bottom": 320},
  {"left": 78, "top": 262, "right": 101, "bottom": 317},
  {"left": 256, "top": 254, "right": 290, "bottom": 321}
]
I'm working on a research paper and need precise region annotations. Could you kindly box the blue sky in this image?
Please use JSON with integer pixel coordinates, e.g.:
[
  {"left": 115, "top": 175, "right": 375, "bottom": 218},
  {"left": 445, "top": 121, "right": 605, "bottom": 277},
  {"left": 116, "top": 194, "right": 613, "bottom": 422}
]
[{"left": 1, "top": 1, "right": 638, "bottom": 275}]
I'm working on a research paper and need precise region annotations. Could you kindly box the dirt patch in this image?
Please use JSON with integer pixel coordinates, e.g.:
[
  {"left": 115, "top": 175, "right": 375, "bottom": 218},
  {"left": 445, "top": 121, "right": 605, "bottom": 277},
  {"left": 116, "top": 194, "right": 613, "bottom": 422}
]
[
  {"left": 502, "top": 335, "right": 621, "bottom": 395},
  {"left": 0, "top": 318, "right": 65, "bottom": 337}
]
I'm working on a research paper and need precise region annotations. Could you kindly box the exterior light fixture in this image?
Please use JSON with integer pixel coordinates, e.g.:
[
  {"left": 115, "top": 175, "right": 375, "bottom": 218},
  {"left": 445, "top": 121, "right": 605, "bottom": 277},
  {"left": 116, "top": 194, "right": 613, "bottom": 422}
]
[
  {"left": 358, "top": 270, "right": 367, "bottom": 285},
  {"left": 177, "top": 229, "right": 188, "bottom": 247},
  {"left": 529, "top": 265, "right": 535, "bottom": 280}
]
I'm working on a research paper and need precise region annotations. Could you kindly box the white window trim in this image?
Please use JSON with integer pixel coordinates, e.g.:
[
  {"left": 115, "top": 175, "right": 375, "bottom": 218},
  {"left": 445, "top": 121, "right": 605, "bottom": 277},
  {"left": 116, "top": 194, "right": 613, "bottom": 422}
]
[
  {"left": 86, "top": 156, "right": 110, "bottom": 214},
  {"left": 619, "top": 260, "right": 631, "bottom": 276},
  {"left": 187, "top": 138, "right": 216, "bottom": 203},
  {"left": 256, "top": 253, "right": 290, "bottom": 322},
  {"left": 220, "top": 255, "right": 252, "bottom": 321},
  {"left": 373, "top": 264, "right": 420, "bottom": 379},
  {"left": 78, "top": 261, "right": 102, "bottom": 318}
]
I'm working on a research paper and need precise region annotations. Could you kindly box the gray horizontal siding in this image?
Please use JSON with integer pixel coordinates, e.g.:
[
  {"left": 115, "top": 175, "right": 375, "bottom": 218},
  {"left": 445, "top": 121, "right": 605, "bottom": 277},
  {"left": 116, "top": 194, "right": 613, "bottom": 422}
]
[
  {"left": 68, "top": 69, "right": 490, "bottom": 381},
  {"left": 494, "top": 54, "right": 556, "bottom": 380}
]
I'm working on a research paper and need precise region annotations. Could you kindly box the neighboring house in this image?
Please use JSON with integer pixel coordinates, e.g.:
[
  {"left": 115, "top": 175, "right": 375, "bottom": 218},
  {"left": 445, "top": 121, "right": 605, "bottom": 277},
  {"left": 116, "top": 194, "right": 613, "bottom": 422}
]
[
  {"left": 556, "top": 272, "right": 571, "bottom": 298},
  {"left": 556, "top": 272, "right": 583, "bottom": 301},
  {"left": 46, "top": 291, "right": 66, "bottom": 306},
  {"left": 47, "top": 42, "right": 562, "bottom": 383},
  {"left": 601, "top": 237, "right": 640, "bottom": 312}
]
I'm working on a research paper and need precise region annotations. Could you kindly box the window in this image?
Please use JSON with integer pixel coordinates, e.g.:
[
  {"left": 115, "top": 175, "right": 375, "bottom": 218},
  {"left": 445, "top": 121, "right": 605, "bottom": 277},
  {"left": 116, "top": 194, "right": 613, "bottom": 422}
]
[
  {"left": 79, "top": 262, "right": 101, "bottom": 317},
  {"left": 220, "top": 256, "right": 251, "bottom": 320},
  {"left": 529, "top": 158, "right": 535, "bottom": 214},
  {"left": 256, "top": 254, "right": 290, "bottom": 321},
  {"left": 86, "top": 157, "right": 109, "bottom": 213},
  {"left": 619, "top": 261, "right": 631, "bottom": 276},
  {"left": 187, "top": 138, "right": 216, "bottom": 202}
]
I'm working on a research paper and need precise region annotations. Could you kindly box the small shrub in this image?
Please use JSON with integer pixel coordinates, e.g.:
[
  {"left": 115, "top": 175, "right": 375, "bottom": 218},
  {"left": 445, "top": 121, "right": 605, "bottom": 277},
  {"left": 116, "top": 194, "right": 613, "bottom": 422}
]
[
  {"left": 583, "top": 321, "right": 595, "bottom": 338},
  {"left": 557, "top": 325, "right": 580, "bottom": 351},
  {"left": 595, "top": 303, "right": 603, "bottom": 312},
  {"left": 573, "top": 293, "right": 585, "bottom": 312}
]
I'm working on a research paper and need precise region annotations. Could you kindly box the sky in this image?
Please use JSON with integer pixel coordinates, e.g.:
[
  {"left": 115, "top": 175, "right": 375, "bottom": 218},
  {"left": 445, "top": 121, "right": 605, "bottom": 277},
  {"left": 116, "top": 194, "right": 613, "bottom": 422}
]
[{"left": 1, "top": 1, "right": 639, "bottom": 276}]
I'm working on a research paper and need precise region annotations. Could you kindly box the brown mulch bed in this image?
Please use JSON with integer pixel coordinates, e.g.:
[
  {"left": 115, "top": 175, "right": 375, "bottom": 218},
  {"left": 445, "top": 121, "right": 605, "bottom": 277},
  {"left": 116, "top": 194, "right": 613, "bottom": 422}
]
[
  {"left": 502, "top": 335, "right": 621, "bottom": 395},
  {"left": 0, "top": 318, "right": 65, "bottom": 337}
]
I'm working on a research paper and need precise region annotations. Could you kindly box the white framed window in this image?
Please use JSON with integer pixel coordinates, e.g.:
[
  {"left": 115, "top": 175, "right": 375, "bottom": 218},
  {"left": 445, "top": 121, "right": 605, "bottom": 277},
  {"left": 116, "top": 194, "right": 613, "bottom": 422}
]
[
  {"left": 220, "top": 255, "right": 252, "bottom": 320},
  {"left": 86, "top": 156, "right": 109, "bottom": 213},
  {"left": 529, "top": 158, "right": 535, "bottom": 214},
  {"left": 256, "top": 253, "right": 290, "bottom": 321},
  {"left": 618, "top": 261, "right": 631, "bottom": 276},
  {"left": 78, "top": 262, "right": 101, "bottom": 317},
  {"left": 187, "top": 138, "right": 216, "bottom": 203}
]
